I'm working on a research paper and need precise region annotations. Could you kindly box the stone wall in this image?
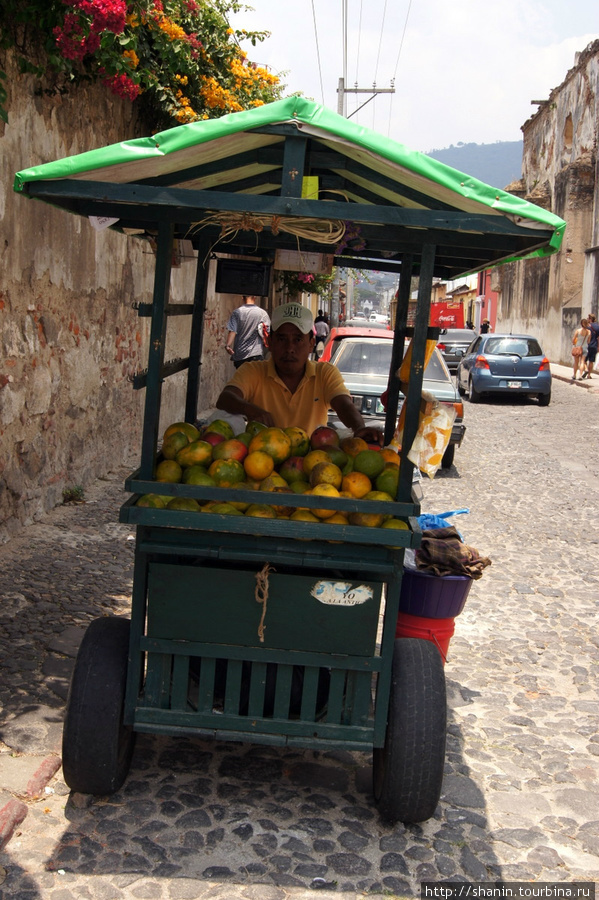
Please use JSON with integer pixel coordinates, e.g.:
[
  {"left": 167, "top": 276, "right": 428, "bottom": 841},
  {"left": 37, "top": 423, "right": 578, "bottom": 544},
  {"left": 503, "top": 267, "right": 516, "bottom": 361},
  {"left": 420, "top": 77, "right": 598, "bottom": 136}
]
[
  {"left": 496, "top": 40, "right": 598, "bottom": 363},
  {"left": 0, "top": 52, "right": 208, "bottom": 542}
]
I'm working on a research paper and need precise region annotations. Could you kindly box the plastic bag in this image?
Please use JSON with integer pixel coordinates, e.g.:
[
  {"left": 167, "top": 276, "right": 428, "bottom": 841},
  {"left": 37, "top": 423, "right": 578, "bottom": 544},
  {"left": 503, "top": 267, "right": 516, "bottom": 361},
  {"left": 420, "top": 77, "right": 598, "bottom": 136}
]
[
  {"left": 407, "top": 403, "right": 456, "bottom": 478},
  {"left": 417, "top": 508, "right": 469, "bottom": 539}
]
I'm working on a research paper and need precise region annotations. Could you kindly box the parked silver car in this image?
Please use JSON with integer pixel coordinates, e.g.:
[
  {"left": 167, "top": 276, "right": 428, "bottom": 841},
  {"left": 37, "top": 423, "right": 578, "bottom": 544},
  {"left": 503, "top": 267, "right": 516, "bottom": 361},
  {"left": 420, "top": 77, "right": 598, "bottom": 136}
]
[
  {"left": 436, "top": 328, "right": 476, "bottom": 372},
  {"left": 327, "top": 335, "right": 466, "bottom": 469}
]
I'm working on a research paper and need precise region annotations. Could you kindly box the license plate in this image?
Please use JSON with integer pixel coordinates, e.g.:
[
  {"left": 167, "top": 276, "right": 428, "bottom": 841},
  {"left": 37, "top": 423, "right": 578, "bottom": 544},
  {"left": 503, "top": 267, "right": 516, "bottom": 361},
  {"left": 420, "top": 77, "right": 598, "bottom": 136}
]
[{"left": 507, "top": 381, "right": 520, "bottom": 388}]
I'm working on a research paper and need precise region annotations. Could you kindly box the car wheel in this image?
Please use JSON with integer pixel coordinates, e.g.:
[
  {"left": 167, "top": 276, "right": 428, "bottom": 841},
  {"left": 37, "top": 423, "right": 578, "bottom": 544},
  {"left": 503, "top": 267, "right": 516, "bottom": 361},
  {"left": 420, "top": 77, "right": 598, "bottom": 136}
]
[
  {"left": 441, "top": 443, "right": 455, "bottom": 469},
  {"left": 469, "top": 378, "right": 481, "bottom": 403},
  {"left": 538, "top": 392, "right": 551, "bottom": 407},
  {"left": 457, "top": 382, "right": 466, "bottom": 397}
]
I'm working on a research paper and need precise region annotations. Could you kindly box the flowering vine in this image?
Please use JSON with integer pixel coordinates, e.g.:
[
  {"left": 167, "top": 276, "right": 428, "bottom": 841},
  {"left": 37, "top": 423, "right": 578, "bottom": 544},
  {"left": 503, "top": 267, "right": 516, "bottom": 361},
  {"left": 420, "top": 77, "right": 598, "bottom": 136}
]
[{"left": 0, "top": 0, "right": 282, "bottom": 126}]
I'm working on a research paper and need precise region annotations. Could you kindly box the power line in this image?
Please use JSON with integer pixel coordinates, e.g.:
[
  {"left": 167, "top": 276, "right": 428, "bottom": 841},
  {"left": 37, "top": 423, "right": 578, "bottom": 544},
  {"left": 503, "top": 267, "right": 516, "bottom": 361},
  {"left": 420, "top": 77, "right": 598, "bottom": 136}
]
[
  {"left": 387, "top": 0, "right": 413, "bottom": 136},
  {"left": 354, "top": 0, "right": 363, "bottom": 86},
  {"left": 311, "top": 0, "right": 325, "bottom": 104},
  {"left": 373, "top": 0, "right": 388, "bottom": 85},
  {"left": 391, "top": 0, "right": 413, "bottom": 80}
]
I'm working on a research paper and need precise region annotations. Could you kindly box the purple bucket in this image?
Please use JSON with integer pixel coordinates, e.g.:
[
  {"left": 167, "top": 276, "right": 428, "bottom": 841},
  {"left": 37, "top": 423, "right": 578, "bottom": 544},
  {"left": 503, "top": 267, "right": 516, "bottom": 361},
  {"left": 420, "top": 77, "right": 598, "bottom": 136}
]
[{"left": 399, "top": 567, "right": 472, "bottom": 618}]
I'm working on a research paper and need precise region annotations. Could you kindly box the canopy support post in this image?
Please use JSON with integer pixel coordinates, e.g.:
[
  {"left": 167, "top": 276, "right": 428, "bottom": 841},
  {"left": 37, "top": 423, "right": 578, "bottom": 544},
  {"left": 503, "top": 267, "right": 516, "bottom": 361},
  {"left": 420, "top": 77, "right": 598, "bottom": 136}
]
[
  {"left": 384, "top": 253, "right": 413, "bottom": 446},
  {"left": 396, "top": 243, "right": 435, "bottom": 501},
  {"left": 138, "top": 222, "right": 174, "bottom": 480},
  {"left": 185, "top": 238, "right": 212, "bottom": 425}
]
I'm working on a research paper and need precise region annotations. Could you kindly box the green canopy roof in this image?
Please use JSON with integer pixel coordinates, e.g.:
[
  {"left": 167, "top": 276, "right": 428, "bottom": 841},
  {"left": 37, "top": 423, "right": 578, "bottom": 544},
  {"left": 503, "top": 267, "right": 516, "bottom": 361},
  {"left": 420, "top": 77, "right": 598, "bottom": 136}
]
[{"left": 14, "top": 96, "right": 565, "bottom": 279}]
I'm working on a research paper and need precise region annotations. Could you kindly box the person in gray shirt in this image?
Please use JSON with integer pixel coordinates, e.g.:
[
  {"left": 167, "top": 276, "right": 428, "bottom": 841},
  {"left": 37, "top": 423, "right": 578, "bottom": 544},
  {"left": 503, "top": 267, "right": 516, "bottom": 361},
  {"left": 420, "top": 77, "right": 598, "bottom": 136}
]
[{"left": 225, "top": 296, "right": 270, "bottom": 368}]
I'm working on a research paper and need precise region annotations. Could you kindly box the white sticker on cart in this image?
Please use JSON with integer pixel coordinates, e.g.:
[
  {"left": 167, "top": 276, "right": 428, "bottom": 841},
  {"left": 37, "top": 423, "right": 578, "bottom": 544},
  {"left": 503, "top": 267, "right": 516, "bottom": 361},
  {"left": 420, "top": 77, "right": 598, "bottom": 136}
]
[{"left": 311, "top": 581, "right": 372, "bottom": 606}]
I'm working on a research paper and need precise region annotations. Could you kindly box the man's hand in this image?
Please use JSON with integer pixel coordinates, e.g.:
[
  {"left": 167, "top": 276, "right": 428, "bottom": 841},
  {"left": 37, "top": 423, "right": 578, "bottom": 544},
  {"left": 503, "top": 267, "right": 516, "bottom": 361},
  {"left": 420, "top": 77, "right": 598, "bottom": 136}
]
[
  {"left": 331, "top": 395, "right": 384, "bottom": 446},
  {"left": 354, "top": 425, "right": 384, "bottom": 447},
  {"left": 216, "top": 386, "right": 275, "bottom": 427}
]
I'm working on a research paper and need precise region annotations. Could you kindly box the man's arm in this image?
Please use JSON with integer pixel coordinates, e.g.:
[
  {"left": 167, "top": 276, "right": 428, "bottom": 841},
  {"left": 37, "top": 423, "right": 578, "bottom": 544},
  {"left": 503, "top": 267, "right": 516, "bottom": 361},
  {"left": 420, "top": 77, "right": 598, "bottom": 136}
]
[
  {"left": 225, "top": 330, "right": 236, "bottom": 357},
  {"left": 215, "top": 385, "right": 275, "bottom": 427},
  {"left": 330, "top": 394, "right": 384, "bottom": 446}
]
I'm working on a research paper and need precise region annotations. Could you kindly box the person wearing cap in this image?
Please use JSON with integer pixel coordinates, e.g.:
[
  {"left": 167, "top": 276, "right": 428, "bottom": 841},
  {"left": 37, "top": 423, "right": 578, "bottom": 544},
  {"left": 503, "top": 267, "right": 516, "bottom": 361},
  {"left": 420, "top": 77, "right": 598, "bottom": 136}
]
[{"left": 216, "top": 302, "right": 382, "bottom": 442}]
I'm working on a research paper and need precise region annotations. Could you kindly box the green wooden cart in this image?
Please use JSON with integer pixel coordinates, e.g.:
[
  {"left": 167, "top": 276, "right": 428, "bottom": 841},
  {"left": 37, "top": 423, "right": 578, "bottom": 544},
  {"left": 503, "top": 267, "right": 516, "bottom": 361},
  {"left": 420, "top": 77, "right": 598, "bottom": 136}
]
[{"left": 14, "top": 97, "right": 565, "bottom": 824}]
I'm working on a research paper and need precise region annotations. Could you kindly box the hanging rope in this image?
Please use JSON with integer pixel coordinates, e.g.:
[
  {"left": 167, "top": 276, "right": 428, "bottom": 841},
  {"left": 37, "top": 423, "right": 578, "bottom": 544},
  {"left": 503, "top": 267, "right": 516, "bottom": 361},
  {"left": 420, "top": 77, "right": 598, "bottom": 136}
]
[
  {"left": 255, "top": 563, "right": 275, "bottom": 643},
  {"left": 189, "top": 211, "right": 346, "bottom": 247}
]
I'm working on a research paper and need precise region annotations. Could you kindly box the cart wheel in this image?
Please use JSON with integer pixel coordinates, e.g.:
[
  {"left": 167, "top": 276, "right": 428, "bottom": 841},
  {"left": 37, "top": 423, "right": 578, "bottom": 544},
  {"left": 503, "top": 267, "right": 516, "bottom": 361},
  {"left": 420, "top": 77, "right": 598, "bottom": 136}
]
[
  {"left": 62, "top": 616, "right": 136, "bottom": 795},
  {"left": 373, "top": 638, "right": 446, "bottom": 824}
]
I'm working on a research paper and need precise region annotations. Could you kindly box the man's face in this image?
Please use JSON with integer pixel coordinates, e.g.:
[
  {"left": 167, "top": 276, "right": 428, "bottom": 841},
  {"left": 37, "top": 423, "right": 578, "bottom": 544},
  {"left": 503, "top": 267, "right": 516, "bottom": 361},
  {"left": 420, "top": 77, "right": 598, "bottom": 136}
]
[{"left": 270, "top": 323, "right": 314, "bottom": 378}]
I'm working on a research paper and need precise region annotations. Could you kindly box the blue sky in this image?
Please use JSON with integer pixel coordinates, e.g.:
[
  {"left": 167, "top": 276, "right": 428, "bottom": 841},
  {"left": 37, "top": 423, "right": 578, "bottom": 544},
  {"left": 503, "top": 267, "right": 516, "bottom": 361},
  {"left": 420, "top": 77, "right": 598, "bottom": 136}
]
[{"left": 232, "top": 0, "right": 598, "bottom": 152}]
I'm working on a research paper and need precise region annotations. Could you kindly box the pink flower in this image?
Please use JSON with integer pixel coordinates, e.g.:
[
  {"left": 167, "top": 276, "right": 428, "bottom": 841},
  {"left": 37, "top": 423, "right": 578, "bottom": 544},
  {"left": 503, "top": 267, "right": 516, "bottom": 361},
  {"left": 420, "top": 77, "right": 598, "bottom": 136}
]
[{"left": 102, "top": 72, "right": 141, "bottom": 101}]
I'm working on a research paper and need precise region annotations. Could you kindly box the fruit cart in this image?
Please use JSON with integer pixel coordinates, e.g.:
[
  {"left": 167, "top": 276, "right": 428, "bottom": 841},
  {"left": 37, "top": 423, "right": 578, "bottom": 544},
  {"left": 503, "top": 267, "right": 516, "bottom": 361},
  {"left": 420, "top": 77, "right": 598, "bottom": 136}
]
[{"left": 14, "top": 97, "right": 565, "bottom": 824}]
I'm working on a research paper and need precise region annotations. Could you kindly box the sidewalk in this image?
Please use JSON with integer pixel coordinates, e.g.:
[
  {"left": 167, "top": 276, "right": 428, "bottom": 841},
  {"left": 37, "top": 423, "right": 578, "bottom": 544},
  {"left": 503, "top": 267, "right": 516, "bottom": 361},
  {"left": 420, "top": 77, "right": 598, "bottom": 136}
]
[{"left": 551, "top": 360, "right": 597, "bottom": 386}]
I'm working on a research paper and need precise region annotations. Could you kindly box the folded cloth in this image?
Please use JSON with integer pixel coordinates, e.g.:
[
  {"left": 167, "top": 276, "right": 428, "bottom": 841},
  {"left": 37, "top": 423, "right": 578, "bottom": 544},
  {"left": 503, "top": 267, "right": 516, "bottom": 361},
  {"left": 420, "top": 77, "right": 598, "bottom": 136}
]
[{"left": 415, "top": 526, "right": 491, "bottom": 580}]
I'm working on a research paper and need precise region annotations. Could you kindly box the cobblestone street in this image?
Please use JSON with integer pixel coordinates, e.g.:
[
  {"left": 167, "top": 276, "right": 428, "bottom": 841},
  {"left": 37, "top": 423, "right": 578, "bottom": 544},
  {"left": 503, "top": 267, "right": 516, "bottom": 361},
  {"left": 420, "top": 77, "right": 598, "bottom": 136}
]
[{"left": 0, "top": 375, "right": 598, "bottom": 899}]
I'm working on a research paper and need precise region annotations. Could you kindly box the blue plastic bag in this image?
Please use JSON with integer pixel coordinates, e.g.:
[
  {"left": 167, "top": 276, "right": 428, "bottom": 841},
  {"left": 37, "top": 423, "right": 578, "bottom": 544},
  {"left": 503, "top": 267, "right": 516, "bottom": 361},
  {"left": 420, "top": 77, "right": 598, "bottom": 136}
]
[{"left": 416, "top": 508, "right": 469, "bottom": 538}]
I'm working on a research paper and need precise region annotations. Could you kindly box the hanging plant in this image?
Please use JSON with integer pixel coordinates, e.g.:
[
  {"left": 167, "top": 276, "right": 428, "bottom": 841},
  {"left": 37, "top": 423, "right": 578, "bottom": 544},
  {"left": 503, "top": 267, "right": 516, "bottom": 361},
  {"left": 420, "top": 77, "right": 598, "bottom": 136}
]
[{"left": 278, "top": 270, "right": 333, "bottom": 298}]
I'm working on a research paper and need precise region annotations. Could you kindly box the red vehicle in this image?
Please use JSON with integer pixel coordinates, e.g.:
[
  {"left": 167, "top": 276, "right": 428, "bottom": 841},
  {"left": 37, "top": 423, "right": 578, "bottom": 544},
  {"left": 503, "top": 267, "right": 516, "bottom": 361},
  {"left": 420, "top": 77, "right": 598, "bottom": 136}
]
[{"left": 320, "top": 324, "right": 393, "bottom": 363}]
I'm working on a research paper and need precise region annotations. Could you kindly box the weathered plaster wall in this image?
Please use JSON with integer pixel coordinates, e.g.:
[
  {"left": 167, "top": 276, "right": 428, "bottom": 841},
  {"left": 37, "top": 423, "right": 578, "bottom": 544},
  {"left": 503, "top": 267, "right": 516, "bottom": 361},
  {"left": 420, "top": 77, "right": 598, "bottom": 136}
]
[
  {"left": 497, "top": 40, "right": 598, "bottom": 363},
  {"left": 0, "top": 53, "right": 200, "bottom": 542}
]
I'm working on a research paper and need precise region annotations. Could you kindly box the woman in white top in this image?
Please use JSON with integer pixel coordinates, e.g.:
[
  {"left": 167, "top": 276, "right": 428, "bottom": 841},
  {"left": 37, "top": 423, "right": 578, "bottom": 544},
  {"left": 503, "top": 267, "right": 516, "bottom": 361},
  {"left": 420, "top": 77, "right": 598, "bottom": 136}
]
[{"left": 571, "top": 318, "right": 590, "bottom": 380}]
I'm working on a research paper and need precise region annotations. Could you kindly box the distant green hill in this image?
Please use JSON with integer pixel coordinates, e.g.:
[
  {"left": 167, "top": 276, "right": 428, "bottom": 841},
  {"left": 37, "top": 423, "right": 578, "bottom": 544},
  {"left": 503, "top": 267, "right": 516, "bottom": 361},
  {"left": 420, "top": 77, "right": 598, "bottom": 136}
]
[{"left": 425, "top": 141, "right": 523, "bottom": 190}]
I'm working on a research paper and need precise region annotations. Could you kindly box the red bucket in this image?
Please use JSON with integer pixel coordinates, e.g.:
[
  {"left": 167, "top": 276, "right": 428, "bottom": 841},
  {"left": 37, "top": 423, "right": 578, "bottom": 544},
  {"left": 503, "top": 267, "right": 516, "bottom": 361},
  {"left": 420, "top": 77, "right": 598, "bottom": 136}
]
[{"left": 395, "top": 611, "right": 455, "bottom": 664}]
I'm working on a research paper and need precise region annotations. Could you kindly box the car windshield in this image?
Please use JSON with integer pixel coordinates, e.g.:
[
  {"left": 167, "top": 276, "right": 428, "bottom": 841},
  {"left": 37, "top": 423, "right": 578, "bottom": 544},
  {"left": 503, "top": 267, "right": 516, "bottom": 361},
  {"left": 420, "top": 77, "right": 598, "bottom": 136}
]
[
  {"left": 333, "top": 340, "right": 450, "bottom": 382},
  {"left": 484, "top": 337, "right": 543, "bottom": 357}
]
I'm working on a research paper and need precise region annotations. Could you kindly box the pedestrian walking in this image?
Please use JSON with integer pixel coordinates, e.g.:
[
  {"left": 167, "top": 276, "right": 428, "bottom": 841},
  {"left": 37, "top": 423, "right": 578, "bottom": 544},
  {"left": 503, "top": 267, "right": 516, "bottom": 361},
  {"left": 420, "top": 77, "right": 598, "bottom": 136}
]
[
  {"left": 571, "top": 318, "right": 590, "bottom": 380},
  {"left": 479, "top": 318, "right": 491, "bottom": 334},
  {"left": 225, "top": 295, "right": 270, "bottom": 368},
  {"left": 314, "top": 308, "right": 329, "bottom": 360},
  {"left": 582, "top": 313, "right": 599, "bottom": 379}
]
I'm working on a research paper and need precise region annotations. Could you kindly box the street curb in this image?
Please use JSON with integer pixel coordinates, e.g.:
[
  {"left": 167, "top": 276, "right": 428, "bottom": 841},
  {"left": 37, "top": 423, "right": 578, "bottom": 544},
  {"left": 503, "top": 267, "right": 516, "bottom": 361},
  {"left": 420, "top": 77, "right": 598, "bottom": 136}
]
[
  {"left": 0, "top": 756, "right": 61, "bottom": 851},
  {"left": 0, "top": 797, "right": 28, "bottom": 851},
  {"left": 23, "top": 756, "right": 61, "bottom": 800},
  {"left": 551, "top": 371, "right": 593, "bottom": 388}
]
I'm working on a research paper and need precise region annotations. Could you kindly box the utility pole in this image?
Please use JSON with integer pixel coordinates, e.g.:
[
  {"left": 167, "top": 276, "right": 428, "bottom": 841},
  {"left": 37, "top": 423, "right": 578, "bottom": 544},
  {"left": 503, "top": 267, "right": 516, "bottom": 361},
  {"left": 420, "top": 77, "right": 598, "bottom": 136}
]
[
  {"left": 337, "top": 78, "right": 395, "bottom": 118},
  {"left": 330, "top": 0, "right": 395, "bottom": 327},
  {"left": 331, "top": 80, "right": 394, "bottom": 327}
]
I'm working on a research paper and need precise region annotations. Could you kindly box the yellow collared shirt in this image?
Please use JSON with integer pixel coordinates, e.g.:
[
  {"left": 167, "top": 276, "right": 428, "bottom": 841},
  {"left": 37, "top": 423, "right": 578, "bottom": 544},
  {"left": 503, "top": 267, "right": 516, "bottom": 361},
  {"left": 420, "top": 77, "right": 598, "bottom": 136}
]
[{"left": 227, "top": 358, "right": 350, "bottom": 435}]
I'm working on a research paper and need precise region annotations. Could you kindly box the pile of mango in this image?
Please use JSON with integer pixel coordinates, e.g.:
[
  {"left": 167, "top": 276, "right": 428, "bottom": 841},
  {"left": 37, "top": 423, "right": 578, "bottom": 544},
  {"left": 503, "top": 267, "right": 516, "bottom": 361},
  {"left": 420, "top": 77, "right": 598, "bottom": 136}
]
[{"left": 136, "top": 419, "right": 409, "bottom": 531}]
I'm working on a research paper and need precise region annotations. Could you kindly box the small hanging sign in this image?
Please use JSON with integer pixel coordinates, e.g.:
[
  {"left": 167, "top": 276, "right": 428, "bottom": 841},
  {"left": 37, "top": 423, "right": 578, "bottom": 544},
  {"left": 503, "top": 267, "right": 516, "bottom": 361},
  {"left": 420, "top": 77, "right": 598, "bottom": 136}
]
[{"left": 311, "top": 581, "right": 372, "bottom": 606}]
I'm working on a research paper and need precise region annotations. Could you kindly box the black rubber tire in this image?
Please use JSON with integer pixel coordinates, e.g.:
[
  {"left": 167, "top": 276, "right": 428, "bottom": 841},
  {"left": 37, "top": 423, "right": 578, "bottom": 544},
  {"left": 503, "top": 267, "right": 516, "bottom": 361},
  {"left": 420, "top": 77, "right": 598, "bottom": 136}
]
[
  {"left": 469, "top": 378, "right": 481, "bottom": 403},
  {"left": 373, "top": 638, "right": 446, "bottom": 824},
  {"left": 457, "top": 382, "right": 466, "bottom": 397},
  {"left": 538, "top": 392, "right": 551, "bottom": 406},
  {"left": 441, "top": 443, "right": 455, "bottom": 469},
  {"left": 62, "top": 617, "right": 136, "bottom": 795}
]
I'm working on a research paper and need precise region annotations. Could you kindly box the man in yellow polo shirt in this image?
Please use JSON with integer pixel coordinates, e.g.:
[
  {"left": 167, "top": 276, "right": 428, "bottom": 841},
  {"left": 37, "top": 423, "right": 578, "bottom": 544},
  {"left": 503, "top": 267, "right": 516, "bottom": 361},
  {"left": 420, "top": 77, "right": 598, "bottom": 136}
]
[{"left": 216, "top": 302, "right": 382, "bottom": 443}]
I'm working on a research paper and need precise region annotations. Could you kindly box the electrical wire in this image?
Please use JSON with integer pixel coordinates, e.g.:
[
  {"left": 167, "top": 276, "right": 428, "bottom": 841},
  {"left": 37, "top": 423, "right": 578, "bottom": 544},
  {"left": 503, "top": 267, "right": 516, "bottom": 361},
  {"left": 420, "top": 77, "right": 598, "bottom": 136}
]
[
  {"left": 354, "top": 0, "right": 363, "bottom": 86},
  {"left": 373, "top": 0, "right": 388, "bottom": 85},
  {"left": 387, "top": 0, "right": 413, "bottom": 136},
  {"left": 391, "top": 0, "right": 413, "bottom": 80},
  {"left": 311, "top": 0, "right": 325, "bottom": 105}
]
